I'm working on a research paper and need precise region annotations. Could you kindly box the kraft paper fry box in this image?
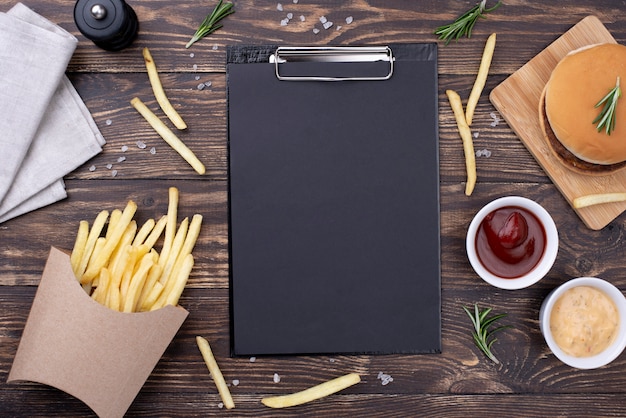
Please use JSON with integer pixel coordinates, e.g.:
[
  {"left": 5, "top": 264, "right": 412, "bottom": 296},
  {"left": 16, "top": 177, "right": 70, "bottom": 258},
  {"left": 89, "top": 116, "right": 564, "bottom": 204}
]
[{"left": 7, "top": 247, "right": 189, "bottom": 418}]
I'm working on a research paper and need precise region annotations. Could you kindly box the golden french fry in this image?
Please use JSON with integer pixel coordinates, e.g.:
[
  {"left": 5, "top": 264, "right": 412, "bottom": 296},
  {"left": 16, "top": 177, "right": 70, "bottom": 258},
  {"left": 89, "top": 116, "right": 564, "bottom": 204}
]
[
  {"left": 136, "top": 263, "right": 163, "bottom": 311},
  {"left": 152, "top": 217, "right": 189, "bottom": 308},
  {"left": 143, "top": 47, "right": 187, "bottom": 130},
  {"left": 106, "top": 209, "right": 122, "bottom": 240},
  {"left": 92, "top": 268, "right": 111, "bottom": 305},
  {"left": 141, "top": 281, "right": 164, "bottom": 311},
  {"left": 77, "top": 210, "right": 109, "bottom": 279},
  {"left": 196, "top": 336, "right": 235, "bottom": 410},
  {"left": 144, "top": 215, "right": 167, "bottom": 249},
  {"left": 133, "top": 218, "right": 156, "bottom": 246},
  {"left": 160, "top": 187, "right": 179, "bottom": 268},
  {"left": 123, "top": 251, "right": 157, "bottom": 313},
  {"left": 466, "top": 33, "right": 497, "bottom": 126},
  {"left": 261, "top": 373, "right": 361, "bottom": 408},
  {"left": 573, "top": 192, "right": 626, "bottom": 208},
  {"left": 70, "top": 220, "right": 89, "bottom": 276},
  {"left": 109, "top": 220, "right": 137, "bottom": 273},
  {"left": 163, "top": 253, "right": 194, "bottom": 308},
  {"left": 159, "top": 214, "right": 202, "bottom": 307},
  {"left": 446, "top": 89, "right": 477, "bottom": 196},
  {"left": 131, "top": 97, "right": 205, "bottom": 175},
  {"left": 82, "top": 200, "right": 138, "bottom": 283}
]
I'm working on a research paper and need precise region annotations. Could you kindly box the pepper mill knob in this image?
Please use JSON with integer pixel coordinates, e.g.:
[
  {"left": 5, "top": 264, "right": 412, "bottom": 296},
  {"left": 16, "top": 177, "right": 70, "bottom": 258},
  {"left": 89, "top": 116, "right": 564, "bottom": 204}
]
[
  {"left": 90, "top": 4, "right": 107, "bottom": 20},
  {"left": 73, "top": 0, "right": 139, "bottom": 51}
]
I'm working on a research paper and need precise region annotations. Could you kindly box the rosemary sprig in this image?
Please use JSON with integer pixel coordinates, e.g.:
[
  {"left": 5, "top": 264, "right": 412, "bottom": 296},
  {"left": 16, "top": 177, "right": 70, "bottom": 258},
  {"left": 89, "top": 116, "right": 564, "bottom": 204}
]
[
  {"left": 462, "top": 304, "right": 511, "bottom": 364},
  {"left": 593, "top": 76, "right": 621, "bottom": 135},
  {"left": 434, "top": 0, "right": 502, "bottom": 45},
  {"left": 186, "top": 0, "right": 235, "bottom": 49}
]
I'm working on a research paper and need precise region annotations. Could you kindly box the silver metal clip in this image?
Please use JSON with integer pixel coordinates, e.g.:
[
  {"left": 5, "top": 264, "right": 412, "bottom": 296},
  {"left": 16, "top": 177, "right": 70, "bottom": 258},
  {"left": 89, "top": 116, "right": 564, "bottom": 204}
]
[{"left": 270, "top": 46, "right": 394, "bottom": 81}]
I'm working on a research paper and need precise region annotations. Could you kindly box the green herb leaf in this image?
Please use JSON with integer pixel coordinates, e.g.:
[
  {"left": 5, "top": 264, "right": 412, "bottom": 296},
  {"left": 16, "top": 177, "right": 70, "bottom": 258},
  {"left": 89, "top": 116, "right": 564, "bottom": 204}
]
[
  {"left": 186, "top": 0, "right": 235, "bottom": 49},
  {"left": 434, "top": 0, "right": 501, "bottom": 45},
  {"left": 593, "top": 76, "right": 621, "bottom": 135},
  {"left": 462, "top": 304, "right": 511, "bottom": 364}
]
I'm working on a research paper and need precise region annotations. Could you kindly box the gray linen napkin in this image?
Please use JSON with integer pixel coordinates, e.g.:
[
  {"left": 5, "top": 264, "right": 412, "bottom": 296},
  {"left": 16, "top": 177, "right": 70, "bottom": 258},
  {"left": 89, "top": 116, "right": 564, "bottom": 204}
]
[{"left": 0, "top": 3, "right": 105, "bottom": 223}]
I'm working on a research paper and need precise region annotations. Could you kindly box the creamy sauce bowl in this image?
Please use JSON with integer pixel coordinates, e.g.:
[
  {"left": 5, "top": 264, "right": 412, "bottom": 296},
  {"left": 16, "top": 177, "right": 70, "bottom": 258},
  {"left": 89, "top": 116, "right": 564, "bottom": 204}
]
[
  {"left": 466, "top": 196, "right": 559, "bottom": 290},
  {"left": 540, "top": 277, "right": 626, "bottom": 369}
]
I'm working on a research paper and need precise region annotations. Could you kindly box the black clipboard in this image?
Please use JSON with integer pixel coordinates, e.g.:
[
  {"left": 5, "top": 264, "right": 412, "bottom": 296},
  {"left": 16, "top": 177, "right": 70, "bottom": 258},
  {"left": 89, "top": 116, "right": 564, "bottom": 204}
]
[{"left": 227, "top": 43, "right": 441, "bottom": 356}]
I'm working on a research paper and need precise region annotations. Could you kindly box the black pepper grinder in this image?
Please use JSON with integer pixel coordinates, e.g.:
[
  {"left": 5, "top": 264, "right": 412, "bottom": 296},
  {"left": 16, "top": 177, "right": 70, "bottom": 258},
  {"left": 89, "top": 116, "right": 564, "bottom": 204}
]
[{"left": 74, "top": 0, "right": 139, "bottom": 51}]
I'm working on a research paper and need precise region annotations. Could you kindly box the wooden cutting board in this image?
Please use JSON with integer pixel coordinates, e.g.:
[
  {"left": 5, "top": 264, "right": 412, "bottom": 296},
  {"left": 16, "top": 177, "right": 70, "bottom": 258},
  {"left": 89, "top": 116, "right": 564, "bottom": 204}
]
[{"left": 490, "top": 16, "right": 625, "bottom": 230}]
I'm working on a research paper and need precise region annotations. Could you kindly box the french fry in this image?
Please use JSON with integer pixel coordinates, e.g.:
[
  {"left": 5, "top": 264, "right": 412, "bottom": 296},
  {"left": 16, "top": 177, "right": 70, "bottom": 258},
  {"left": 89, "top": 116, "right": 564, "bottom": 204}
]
[
  {"left": 131, "top": 97, "right": 205, "bottom": 175},
  {"left": 159, "top": 253, "right": 194, "bottom": 309},
  {"left": 143, "top": 47, "right": 187, "bottom": 130},
  {"left": 446, "top": 89, "right": 477, "bottom": 196},
  {"left": 261, "top": 373, "right": 361, "bottom": 408},
  {"left": 143, "top": 215, "right": 167, "bottom": 249},
  {"left": 466, "top": 33, "right": 497, "bottom": 126},
  {"left": 196, "top": 336, "right": 235, "bottom": 410},
  {"left": 136, "top": 263, "right": 163, "bottom": 311},
  {"left": 573, "top": 192, "right": 626, "bottom": 208},
  {"left": 77, "top": 210, "right": 109, "bottom": 279},
  {"left": 82, "top": 200, "right": 138, "bottom": 283},
  {"left": 133, "top": 218, "right": 156, "bottom": 246},
  {"left": 160, "top": 187, "right": 179, "bottom": 269},
  {"left": 123, "top": 251, "right": 157, "bottom": 313},
  {"left": 70, "top": 220, "right": 89, "bottom": 276},
  {"left": 106, "top": 209, "right": 122, "bottom": 240}
]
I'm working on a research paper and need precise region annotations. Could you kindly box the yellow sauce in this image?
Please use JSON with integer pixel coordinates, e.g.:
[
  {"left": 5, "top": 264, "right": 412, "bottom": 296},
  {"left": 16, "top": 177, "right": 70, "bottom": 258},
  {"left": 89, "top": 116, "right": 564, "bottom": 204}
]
[{"left": 550, "top": 286, "right": 619, "bottom": 357}]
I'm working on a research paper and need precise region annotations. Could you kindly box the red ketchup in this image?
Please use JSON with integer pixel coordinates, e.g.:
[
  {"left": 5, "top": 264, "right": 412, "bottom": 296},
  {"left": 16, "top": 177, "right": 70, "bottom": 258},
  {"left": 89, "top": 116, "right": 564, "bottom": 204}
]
[{"left": 475, "top": 206, "right": 546, "bottom": 279}]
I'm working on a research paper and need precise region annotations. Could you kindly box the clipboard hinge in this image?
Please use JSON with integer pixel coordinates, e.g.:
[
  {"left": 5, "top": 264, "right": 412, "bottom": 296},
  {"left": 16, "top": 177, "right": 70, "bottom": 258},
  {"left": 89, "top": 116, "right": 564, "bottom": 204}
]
[{"left": 270, "top": 46, "right": 394, "bottom": 81}]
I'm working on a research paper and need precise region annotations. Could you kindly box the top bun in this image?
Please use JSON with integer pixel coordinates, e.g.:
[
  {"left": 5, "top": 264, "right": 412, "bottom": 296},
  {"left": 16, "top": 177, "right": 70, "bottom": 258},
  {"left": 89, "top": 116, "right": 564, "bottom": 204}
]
[{"left": 545, "top": 43, "right": 626, "bottom": 165}]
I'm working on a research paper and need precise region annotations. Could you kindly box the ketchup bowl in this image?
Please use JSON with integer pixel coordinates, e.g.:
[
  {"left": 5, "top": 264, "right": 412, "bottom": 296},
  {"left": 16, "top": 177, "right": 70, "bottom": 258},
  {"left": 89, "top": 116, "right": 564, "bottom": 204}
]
[
  {"left": 466, "top": 196, "right": 559, "bottom": 290},
  {"left": 539, "top": 277, "right": 626, "bottom": 369}
]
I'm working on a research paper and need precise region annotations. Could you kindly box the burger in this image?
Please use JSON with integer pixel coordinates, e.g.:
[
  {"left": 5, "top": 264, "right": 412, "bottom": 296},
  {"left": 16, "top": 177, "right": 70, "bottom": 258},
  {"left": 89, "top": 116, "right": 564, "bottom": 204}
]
[{"left": 539, "top": 43, "right": 626, "bottom": 174}]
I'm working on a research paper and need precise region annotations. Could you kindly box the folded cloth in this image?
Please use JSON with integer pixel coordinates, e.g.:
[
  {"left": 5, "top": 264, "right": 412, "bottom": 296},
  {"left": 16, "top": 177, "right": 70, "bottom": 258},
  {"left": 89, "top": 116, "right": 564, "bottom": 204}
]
[
  {"left": 0, "top": 180, "right": 66, "bottom": 224},
  {"left": 0, "top": 3, "right": 105, "bottom": 223}
]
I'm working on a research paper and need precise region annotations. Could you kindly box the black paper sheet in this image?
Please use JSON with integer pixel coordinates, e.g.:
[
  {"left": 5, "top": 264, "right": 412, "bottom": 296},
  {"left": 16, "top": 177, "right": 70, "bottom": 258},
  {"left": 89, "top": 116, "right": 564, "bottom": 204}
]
[{"left": 227, "top": 43, "right": 441, "bottom": 356}]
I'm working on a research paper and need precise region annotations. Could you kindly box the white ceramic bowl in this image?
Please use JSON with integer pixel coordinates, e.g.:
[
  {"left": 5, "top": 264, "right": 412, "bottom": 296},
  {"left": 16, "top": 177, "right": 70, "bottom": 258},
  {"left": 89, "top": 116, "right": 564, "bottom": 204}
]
[
  {"left": 540, "top": 277, "right": 626, "bottom": 369},
  {"left": 466, "top": 196, "right": 559, "bottom": 290}
]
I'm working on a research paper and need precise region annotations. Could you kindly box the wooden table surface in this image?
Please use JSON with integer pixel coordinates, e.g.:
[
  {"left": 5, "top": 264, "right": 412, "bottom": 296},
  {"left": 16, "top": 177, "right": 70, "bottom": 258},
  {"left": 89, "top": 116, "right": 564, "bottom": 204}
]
[{"left": 3, "top": 0, "right": 626, "bottom": 416}]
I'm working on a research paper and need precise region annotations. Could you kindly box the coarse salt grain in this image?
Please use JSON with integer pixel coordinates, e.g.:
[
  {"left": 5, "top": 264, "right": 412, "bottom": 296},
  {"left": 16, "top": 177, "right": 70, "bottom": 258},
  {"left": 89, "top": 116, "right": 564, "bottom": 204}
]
[
  {"left": 323, "top": 21, "right": 333, "bottom": 29},
  {"left": 300, "top": 15, "right": 305, "bottom": 22},
  {"left": 136, "top": 140, "right": 147, "bottom": 149},
  {"left": 490, "top": 111, "right": 500, "bottom": 127},
  {"left": 150, "top": 147, "right": 156, "bottom": 155},
  {"left": 213, "top": 44, "right": 218, "bottom": 50},
  {"left": 204, "top": 81, "right": 212, "bottom": 88},
  {"left": 280, "top": 18, "right": 289, "bottom": 26},
  {"left": 277, "top": 3, "right": 283, "bottom": 11},
  {"left": 111, "top": 170, "right": 118, "bottom": 177},
  {"left": 232, "top": 379, "right": 240, "bottom": 386},
  {"left": 473, "top": 132, "right": 479, "bottom": 139},
  {"left": 336, "top": 25, "right": 342, "bottom": 30},
  {"left": 377, "top": 371, "right": 394, "bottom": 386},
  {"left": 249, "top": 357, "right": 256, "bottom": 362},
  {"left": 273, "top": 373, "right": 281, "bottom": 383},
  {"left": 106, "top": 163, "right": 113, "bottom": 169},
  {"left": 105, "top": 119, "right": 112, "bottom": 126},
  {"left": 319, "top": 16, "right": 327, "bottom": 24},
  {"left": 287, "top": 12, "right": 293, "bottom": 19},
  {"left": 89, "top": 165, "right": 96, "bottom": 172},
  {"left": 117, "top": 156, "right": 126, "bottom": 163},
  {"left": 189, "top": 52, "right": 195, "bottom": 58},
  {"left": 293, "top": 0, "right": 298, "bottom": 3},
  {"left": 313, "top": 28, "right": 320, "bottom": 34},
  {"left": 217, "top": 402, "right": 224, "bottom": 409},
  {"left": 121, "top": 145, "right": 129, "bottom": 152},
  {"left": 197, "top": 83, "right": 206, "bottom": 90},
  {"left": 193, "top": 64, "right": 198, "bottom": 71},
  {"left": 345, "top": 16, "right": 353, "bottom": 24}
]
